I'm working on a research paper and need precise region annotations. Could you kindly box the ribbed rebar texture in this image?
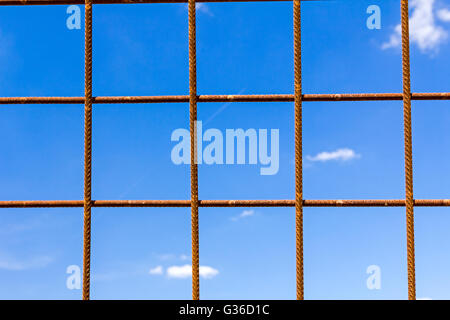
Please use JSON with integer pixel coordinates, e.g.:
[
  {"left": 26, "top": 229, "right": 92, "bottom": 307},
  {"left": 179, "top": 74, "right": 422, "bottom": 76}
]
[
  {"left": 400, "top": 0, "right": 416, "bottom": 300},
  {"left": 189, "top": 0, "right": 200, "bottom": 301},
  {"left": 82, "top": 0, "right": 93, "bottom": 301},
  {"left": 293, "top": 0, "right": 303, "bottom": 301}
]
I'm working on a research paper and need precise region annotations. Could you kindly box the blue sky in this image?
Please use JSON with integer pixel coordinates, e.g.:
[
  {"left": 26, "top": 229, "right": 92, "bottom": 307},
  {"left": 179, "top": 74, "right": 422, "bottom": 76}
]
[{"left": 0, "top": 0, "right": 450, "bottom": 299}]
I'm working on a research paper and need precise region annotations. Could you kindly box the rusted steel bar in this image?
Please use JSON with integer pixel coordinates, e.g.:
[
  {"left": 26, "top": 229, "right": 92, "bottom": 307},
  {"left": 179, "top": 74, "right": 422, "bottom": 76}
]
[
  {"left": 1, "top": 199, "right": 450, "bottom": 208},
  {"left": 293, "top": 0, "right": 304, "bottom": 301},
  {"left": 0, "top": 200, "right": 85, "bottom": 207},
  {"left": 199, "top": 94, "right": 293, "bottom": 102},
  {"left": 188, "top": 0, "right": 200, "bottom": 301},
  {"left": 82, "top": 0, "right": 93, "bottom": 301},
  {"left": 1, "top": 93, "right": 449, "bottom": 105},
  {"left": 400, "top": 0, "right": 416, "bottom": 301},
  {"left": 412, "top": 92, "right": 450, "bottom": 100},
  {"left": 95, "top": 200, "right": 191, "bottom": 207},
  {"left": 0, "top": 97, "right": 85, "bottom": 104}
]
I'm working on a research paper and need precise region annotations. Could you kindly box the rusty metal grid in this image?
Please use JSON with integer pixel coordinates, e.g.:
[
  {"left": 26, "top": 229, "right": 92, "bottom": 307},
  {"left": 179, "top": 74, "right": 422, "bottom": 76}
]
[{"left": 0, "top": 0, "right": 446, "bottom": 300}]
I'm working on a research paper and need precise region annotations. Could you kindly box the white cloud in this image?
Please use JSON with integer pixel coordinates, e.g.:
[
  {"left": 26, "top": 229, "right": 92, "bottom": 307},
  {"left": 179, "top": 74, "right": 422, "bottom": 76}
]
[
  {"left": 306, "top": 148, "right": 360, "bottom": 162},
  {"left": 240, "top": 210, "right": 254, "bottom": 218},
  {"left": 231, "top": 209, "right": 255, "bottom": 221},
  {"left": 195, "top": 3, "right": 213, "bottom": 16},
  {"left": 167, "top": 265, "right": 193, "bottom": 279},
  {"left": 149, "top": 265, "right": 163, "bottom": 275},
  {"left": 438, "top": 8, "right": 450, "bottom": 22},
  {"left": 382, "top": 24, "right": 402, "bottom": 50},
  {"left": 382, "top": 0, "right": 448, "bottom": 53},
  {"left": 199, "top": 266, "right": 219, "bottom": 279},
  {"left": 417, "top": 297, "right": 432, "bottom": 300},
  {"left": 155, "top": 253, "right": 191, "bottom": 262},
  {"left": 0, "top": 255, "right": 53, "bottom": 271},
  {"left": 184, "top": 3, "right": 213, "bottom": 16},
  {"left": 166, "top": 264, "right": 219, "bottom": 279}
]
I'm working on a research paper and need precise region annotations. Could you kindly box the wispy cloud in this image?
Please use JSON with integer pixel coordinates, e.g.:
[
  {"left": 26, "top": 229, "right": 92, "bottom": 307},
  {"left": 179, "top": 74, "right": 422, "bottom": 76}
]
[
  {"left": 149, "top": 265, "right": 163, "bottom": 275},
  {"left": 195, "top": 3, "right": 213, "bottom": 16},
  {"left": 382, "top": 0, "right": 450, "bottom": 54},
  {"left": 306, "top": 148, "right": 360, "bottom": 162},
  {"left": 166, "top": 264, "right": 219, "bottom": 279},
  {"left": 184, "top": 3, "right": 214, "bottom": 17},
  {"left": 154, "top": 253, "right": 190, "bottom": 262},
  {"left": 180, "top": 254, "right": 189, "bottom": 261},
  {"left": 198, "top": 266, "right": 219, "bottom": 279},
  {"left": 438, "top": 8, "right": 450, "bottom": 22},
  {"left": 0, "top": 254, "right": 53, "bottom": 271},
  {"left": 231, "top": 209, "right": 255, "bottom": 221}
]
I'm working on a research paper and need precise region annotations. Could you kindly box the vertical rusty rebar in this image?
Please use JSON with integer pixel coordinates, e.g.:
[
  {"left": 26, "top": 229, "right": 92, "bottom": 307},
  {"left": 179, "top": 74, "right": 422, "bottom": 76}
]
[
  {"left": 189, "top": 0, "right": 200, "bottom": 300},
  {"left": 400, "top": 0, "right": 416, "bottom": 300},
  {"left": 293, "top": 0, "right": 304, "bottom": 300},
  {"left": 82, "top": 0, "right": 93, "bottom": 301}
]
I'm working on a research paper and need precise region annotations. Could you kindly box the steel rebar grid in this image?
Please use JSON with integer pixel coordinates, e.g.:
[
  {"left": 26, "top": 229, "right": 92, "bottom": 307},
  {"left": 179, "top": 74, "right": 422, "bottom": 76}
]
[
  {"left": 0, "top": 0, "right": 446, "bottom": 301},
  {"left": 82, "top": 0, "right": 93, "bottom": 300},
  {"left": 400, "top": 0, "right": 416, "bottom": 301},
  {"left": 293, "top": 0, "right": 303, "bottom": 301},
  {"left": 188, "top": 0, "right": 200, "bottom": 300}
]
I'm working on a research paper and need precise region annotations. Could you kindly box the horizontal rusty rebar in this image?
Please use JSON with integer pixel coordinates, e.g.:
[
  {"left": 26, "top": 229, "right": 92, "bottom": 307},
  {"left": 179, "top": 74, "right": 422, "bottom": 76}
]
[
  {"left": 0, "top": 93, "right": 450, "bottom": 105},
  {"left": 1, "top": 199, "right": 450, "bottom": 208}
]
